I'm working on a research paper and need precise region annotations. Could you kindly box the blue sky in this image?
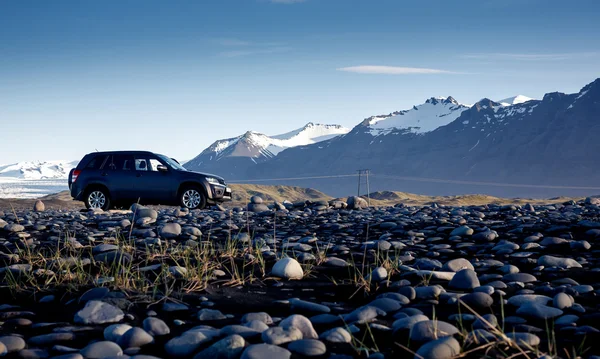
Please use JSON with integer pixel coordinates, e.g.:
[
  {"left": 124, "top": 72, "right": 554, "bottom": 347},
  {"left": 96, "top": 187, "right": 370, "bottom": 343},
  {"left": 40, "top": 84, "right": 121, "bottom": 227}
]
[{"left": 1, "top": 0, "right": 599, "bottom": 163}]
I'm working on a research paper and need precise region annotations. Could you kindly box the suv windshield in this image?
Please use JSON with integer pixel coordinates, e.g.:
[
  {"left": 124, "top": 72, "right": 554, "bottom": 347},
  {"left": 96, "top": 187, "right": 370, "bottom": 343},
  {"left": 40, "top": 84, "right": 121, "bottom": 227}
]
[{"left": 157, "top": 154, "right": 187, "bottom": 171}]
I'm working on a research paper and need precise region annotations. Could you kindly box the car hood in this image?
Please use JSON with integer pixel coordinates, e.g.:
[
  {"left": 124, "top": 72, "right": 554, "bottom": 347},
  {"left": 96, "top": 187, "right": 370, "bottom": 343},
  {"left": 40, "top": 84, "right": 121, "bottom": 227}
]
[{"left": 186, "top": 170, "right": 226, "bottom": 183}]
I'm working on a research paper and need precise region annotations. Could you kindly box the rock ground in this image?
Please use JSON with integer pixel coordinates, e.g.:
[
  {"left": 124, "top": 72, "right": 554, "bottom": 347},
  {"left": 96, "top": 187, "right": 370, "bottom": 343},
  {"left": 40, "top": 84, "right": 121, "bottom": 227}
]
[{"left": 0, "top": 197, "right": 598, "bottom": 358}]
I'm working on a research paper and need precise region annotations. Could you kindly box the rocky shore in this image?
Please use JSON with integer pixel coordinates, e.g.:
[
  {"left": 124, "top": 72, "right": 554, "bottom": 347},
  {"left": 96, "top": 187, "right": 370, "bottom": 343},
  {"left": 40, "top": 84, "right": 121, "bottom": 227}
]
[{"left": 0, "top": 195, "right": 598, "bottom": 358}]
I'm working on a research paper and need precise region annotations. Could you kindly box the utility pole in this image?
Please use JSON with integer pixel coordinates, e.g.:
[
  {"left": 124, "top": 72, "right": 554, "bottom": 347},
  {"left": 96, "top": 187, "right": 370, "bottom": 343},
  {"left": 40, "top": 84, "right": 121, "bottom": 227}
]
[{"left": 357, "top": 169, "right": 371, "bottom": 206}]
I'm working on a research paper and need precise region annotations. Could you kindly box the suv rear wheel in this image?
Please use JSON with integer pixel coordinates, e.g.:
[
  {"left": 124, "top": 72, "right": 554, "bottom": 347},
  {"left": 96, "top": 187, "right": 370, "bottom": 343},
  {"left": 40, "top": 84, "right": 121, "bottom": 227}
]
[
  {"left": 84, "top": 187, "right": 111, "bottom": 210},
  {"left": 180, "top": 187, "right": 206, "bottom": 210}
]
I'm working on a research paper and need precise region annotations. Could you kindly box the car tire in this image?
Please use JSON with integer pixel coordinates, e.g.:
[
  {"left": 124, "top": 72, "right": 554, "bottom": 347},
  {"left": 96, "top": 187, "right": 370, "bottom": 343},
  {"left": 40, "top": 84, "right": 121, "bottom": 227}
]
[
  {"left": 84, "top": 187, "right": 111, "bottom": 211},
  {"left": 179, "top": 186, "right": 206, "bottom": 210}
]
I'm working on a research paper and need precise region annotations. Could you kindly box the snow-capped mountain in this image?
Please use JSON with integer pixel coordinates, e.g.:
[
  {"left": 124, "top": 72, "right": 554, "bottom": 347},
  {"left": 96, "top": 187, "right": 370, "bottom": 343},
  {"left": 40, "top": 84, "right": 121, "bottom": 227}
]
[
  {"left": 498, "top": 95, "right": 535, "bottom": 106},
  {"left": 246, "top": 78, "right": 600, "bottom": 198},
  {"left": 0, "top": 160, "right": 78, "bottom": 180},
  {"left": 362, "top": 96, "right": 470, "bottom": 136},
  {"left": 184, "top": 123, "right": 349, "bottom": 177}
]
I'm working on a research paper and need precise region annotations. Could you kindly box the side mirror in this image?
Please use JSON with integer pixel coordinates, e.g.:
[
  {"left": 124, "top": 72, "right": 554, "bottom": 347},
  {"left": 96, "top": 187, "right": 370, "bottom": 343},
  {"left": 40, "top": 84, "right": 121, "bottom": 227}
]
[{"left": 157, "top": 165, "right": 168, "bottom": 172}]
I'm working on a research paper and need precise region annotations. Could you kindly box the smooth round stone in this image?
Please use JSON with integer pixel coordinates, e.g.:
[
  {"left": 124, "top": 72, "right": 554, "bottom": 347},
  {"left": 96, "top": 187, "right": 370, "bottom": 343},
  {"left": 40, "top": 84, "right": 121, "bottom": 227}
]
[
  {"left": 143, "top": 317, "right": 170, "bottom": 336},
  {"left": 197, "top": 309, "right": 226, "bottom": 321},
  {"left": 449, "top": 269, "right": 480, "bottom": 290},
  {"left": 343, "top": 306, "right": 386, "bottom": 324},
  {"left": 398, "top": 286, "right": 416, "bottom": 300},
  {"left": 516, "top": 303, "right": 563, "bottom": 320},
  {"left": 465, "top": 329, "right": 496, "bottom": 346},
  {"left": 378, "top": 293, "right": 410, "bottom": 304},
  {"left": 241, "top": 312, "right": 273, "bottom": 325},
  {"left": 473, "top": 286, "right": 494, "bottom": 295},
  {"left": 28, "top": 333, "right": 75, "bottom": 346},
  {"left": 323, "top": 257, "right": 349, "bottom": 267},
  {"left": 507, "top": 295, "right": 551, "bottom": 307},
  {"left": 459, "top": 292, "right": 493, "bottom": 310},
  {"left": 104, "top": 324, "right": 132, "bottom": 342},
  {"left": 502, "top": 273, "right": 537, "bottom": 283},
  {"left": 540, "top": 237, "right": 568, "bottom": 246},
  {"left": 288, "top": 339, "right": 327, "bottom": 356},
  {"left": 272, "top": 258, "right": 304, "bottom": 280},
  {"left": 160, "top": 223, "right": 182, "bottom": 238},
  {"left": 472, "top": 230, "right": 497, "bottom": 242},
  {"left": 555, "top": 315, "right": 579, "bottom": 326},
  {"left": 367, "top": 298, "right": 402, "bottom": 313},
  {"left": 52, "top": 354, "right": 83, "bottom": 359},
  {"left": 261, "top": 327, "right": 302, "bottom": 345},
  {"left": 370, "top": 267, "right": 388, "bottom": 282},
  {"left": 553, "top": 293, "right": 574, "bottom": 310},
  {"left": 74, "top": 300, "right": 124, "bottom": 325},
  {"left": 80, "top": 287, "right": 110, "bottom": 303},
  {"left": 414, "top": 258, "right": 443, "bottom": 270},
  {"left": 0, "top": 336, "right": 26, "bottom": 353},
  {"left": 279, "top": 315, "right": 318, "bottom": 339},
  {"left": 473, "top": 314, "right": 498, "bottom": 330},
  {"left": 319, "top": 327, "right": 352, "bottom": 343},
  {"left": 415, "top": 286, "right": 444, "bottom": 300},
  {"left": 220, "top": 325, "right": 261, "bottom": 339},
  {"left": 117, "top": 327, "right": 154, "bottom": 348},
  {"left": 193, "top": 334, "right": 245, "bottom": 359},
  {"left": 506, "top": 332, "right": 541, "bottom": 348},
  {"left": 250, "top": 196, "right": 263, "bottom": 204},
  {"left": 499, "top": 265, "right": 519, "bottom": 274},
  {"left": 415, "top": 337, "right": 460, "bottom": 359},
  {"left": 80, "top": 341, "right": 124, "bottom": 359},
  {"left": 289, "top": 299, "right": 330, "bottom": 313},
  {"left": 241, "top": 344, "right": 291, "bottom": 359},
  {"left": 450, "top": 226, "right": 473, "bottom": 236},
  {"left": 538, "top": 255, "right": 582, "bottom": 269},
  {"left": 165, "top": 331, "right": 213, "bottom": 357},
  {"left": 244, "top": 320, "right": 269, "bottom": 332},
  {"left": 392, "top": 315, "right": 429, "bottom": 332},
  {"left": 441, "top": 258, "right": 474, "bottom": 272},
  {"left": 410, "top": 321, "right": 459, "bottom": 342}
]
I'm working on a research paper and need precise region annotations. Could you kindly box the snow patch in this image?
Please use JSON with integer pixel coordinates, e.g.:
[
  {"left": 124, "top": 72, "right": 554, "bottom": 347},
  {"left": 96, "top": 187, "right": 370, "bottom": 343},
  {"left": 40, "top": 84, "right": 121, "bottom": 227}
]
[
  {"left": 498, "top": 95, "right": 535, "bottom": 106},
  {"left": 367, "top": 96, "right": 470, "bottom": 136},
  {"left": 0, "top": 160, "right": 78, "bottom": 180}
]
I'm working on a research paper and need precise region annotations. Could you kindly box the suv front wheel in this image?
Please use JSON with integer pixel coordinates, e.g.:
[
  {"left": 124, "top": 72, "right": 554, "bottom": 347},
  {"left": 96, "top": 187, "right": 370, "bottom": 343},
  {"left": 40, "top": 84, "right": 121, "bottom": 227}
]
[
  {"left": 180, "top": 187, "right": 206, "bottom": 210},
  {"left": 84, "top": 187, "right": 111, "bottom": 211}
]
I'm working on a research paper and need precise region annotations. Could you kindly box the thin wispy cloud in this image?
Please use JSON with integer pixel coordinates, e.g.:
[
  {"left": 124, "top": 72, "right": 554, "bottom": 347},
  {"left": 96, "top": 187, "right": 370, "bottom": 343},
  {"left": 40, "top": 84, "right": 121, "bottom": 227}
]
[
  {"left": 461, "top": 52, "right": 600, "bottom": 61},
  {"left": 211, "top": 37, "right": 290, "bottom": 58},
  {"left": 336, "top": 65, "right": 459, "bottom": 75}
]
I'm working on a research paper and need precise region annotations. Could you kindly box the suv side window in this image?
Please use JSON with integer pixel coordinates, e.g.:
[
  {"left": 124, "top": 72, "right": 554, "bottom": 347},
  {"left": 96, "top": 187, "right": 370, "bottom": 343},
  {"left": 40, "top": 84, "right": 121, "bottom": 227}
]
[
  {"left": 149, "top": 158, "right": 162, "bottom": 171},
  {"left": 104, "top": 155, "right": 134, "bottom": 171},
  {"left": 135, "top": 158, "right": 148, "bottom": 171},
  {"left": 86, "top": 155, "right": 108, "bottom": 170}
]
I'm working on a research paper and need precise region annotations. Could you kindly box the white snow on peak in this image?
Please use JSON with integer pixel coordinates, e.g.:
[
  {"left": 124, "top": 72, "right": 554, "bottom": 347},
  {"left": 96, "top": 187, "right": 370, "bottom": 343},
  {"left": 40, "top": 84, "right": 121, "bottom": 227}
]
[
  {"left": 498, "top": 95, "right": 535, "bottom": 106},
  {"left": 0, "top": 160, "right": 78, "bottom": 180},
  {"left": 201, "top": 123, "right": 350, "bottom": 160},
  {"left": 366, "top": 96, "right": 470, "bottom": 136}
]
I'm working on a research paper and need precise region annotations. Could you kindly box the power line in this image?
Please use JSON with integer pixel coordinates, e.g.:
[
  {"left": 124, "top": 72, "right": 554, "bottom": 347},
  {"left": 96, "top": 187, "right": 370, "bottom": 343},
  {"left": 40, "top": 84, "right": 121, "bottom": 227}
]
[
  {"left": 371, "top": 174, "right": 600, "bottom": 190},
  {"left": 228, "top": 172, "right": 600, "bottom": 191},
  {"left": 228, "top": 174, "right": 359, "bottom": 183}
]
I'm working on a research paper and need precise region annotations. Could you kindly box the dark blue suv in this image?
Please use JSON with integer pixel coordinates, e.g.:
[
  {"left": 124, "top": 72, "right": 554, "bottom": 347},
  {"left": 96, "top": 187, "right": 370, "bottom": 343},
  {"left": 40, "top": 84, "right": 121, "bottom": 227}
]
[{"left": 68, "top": 151, "right": 231, "bottom": 210}]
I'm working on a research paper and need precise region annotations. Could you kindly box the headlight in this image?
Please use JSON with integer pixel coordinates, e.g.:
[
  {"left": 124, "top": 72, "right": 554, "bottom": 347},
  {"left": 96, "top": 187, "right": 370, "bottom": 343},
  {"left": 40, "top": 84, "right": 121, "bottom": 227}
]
[{"left": 206, "top": 177, "right": 220, "bottom": 184}]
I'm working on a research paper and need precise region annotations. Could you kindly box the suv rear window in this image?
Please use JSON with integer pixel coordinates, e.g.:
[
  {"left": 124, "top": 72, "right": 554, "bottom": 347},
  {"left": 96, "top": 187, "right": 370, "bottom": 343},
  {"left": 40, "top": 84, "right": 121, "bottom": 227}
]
[
  {"left": 104, "top": 154, "right": 134, "bottom": 171},
  {"left": 85, "top": 155, "right": 108, "bottom": 169}
]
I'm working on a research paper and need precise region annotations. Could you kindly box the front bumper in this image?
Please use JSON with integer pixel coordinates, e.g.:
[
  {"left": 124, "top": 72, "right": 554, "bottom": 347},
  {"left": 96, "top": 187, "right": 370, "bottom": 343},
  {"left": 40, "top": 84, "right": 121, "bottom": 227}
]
[{"left": 210, "top": 184, "right": 232, "bottom": 202}]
